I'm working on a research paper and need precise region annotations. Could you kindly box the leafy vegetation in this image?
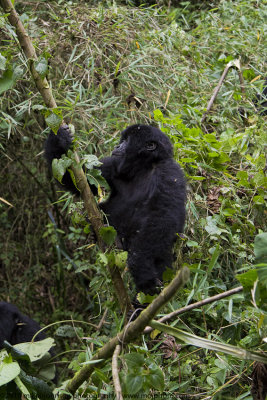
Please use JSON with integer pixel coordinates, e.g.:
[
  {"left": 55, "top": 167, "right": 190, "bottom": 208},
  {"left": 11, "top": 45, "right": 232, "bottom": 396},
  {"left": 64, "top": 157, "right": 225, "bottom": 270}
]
[{"left": 0, "top": 0, "right": 266, "bottom": 399}]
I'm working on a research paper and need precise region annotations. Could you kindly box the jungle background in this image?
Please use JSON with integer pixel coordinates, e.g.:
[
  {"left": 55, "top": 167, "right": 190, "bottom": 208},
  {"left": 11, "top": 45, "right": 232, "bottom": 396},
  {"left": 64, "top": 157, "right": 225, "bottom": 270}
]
[{"left": 0, "top": 0, "right": 266, "bottom": 399}]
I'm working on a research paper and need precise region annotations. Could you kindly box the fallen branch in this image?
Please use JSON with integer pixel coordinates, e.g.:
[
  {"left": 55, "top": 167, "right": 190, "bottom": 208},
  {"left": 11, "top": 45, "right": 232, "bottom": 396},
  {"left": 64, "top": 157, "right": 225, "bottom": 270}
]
[
  {"left": 201, "top": 59, "right": 245, "bottom": 124},
  {"left": 58, "top": 267, "right": 190, "bottom": 400},
  {"left": 0, "top": 0, "right": 131, "bottom": 313},
  {"left": 112, "top": 345, "right": 123, "bottom": 400},
  {"left": 144, "top": 286, "right": 243, "bottom": 334}
]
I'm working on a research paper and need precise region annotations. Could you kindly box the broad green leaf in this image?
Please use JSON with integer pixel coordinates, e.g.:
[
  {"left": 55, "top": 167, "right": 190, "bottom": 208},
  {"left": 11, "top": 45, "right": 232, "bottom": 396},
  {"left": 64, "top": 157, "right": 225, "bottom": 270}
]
[
  {"left": 3, "top": 341, "right": 30, "bottom": 363},
  {"left": 256, "top": 266, "right": 267, "bottom": 290},
  {"left": 20, "top": 374, "right": 54, "bottom": 400},
  {"left": 254, "top": 233, "right": 267, "bottom": 264},
  {"left": 236, "top": 269, "right": 258, "bottom": 288},
  {"left": 148, "top": 367, "right": 164, "bottom": 391},
  {"left": 205, "top": 216, "right": 227, "bottom": 236},
  {"left": 83, "top": 154, "right": 102, "bottom": 169},
  {"left": 208, "top": 151, "right": 219, "bottom": 158},
  {"left": 124, "top": 353, "right": 144, "bottom": 368},
  {"left": 87, "top": 169, "right": 110, "bottom": 191},
  {"left": 204, "top": 134, "right": 217, "bottom": 143},
  {"left": 55, "top": 325, "right": 77, "bottom": 338},
  {"left": 99, "top": 226, "right": 117, "bottom": 246},
  {"left": 52, "top": 157, "right": 72, "bottom": 183},
  {"left": 45, "top": 109, "right": 62, "bottom": 133},
  {"left": 34, "top": 57, "right": 48, "bottom": 78},
  {"left": 98, "top": 253, "right": 108, "bottom": 265},
  {"left": 34, "top": 352, "right": 56, "bottom": 382},
  {"left": 236, "top": 171, "right": 249, "bottom": 187},
  {"left": 125, "top": 374, "right": 143, "bottom": 395},
  {"left": 0, "top": 69, "right": 15, "bottom": 95},
  {"left": 14, "top": 338, "right": 55, "bottom": 362},
  {"left": 115, "top": 251, "right": 128, "bottom": 268},
  {"left": 0, "top": 361, "right": 20, "bottom": 385}
]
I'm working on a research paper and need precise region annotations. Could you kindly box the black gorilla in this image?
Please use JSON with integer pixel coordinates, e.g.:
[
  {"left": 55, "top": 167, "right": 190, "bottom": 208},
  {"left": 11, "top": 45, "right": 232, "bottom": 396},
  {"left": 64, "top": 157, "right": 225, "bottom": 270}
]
[
  {"left": 45, "top": 124, "right": 186, "bottom": 294},
  {"left": 0, "top": 302, "right": 46, "bottom": 348}
]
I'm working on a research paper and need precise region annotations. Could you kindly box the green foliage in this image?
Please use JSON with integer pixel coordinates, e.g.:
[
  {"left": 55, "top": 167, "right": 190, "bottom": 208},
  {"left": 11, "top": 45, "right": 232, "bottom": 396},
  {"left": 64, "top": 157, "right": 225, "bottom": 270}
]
[
  {"left": 121, "top": 351, "right": 165, "bottom": 395},
  {"left": 0, "top": 340, "right": 55, "bottom": 400},
  {"left": 0, "top": 65, "right": 23, "bottom": 95},
  {"left": 236, "top": 232, "right": 267, "bottom": 311},
  {"left": 99, "top": 226, "right": 117, "bottom": 246},
  {"left": 34, "top": 57, "right": 49, "bottom": 79},
  {"left": 45, "top": 108, "right": 63, "bottom": 133},
  {"left": 0, "top": 0, "right": 266, "bottom": 398},
  {"left": 52, "top": 156, "right": 72, "bottom": 184}
]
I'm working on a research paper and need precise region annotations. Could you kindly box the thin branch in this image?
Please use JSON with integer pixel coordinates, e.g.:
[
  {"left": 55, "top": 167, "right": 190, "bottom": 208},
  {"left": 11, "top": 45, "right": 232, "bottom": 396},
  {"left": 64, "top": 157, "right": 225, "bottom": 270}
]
[
  {"left": 201, "top": 59, "right": 245, "bottom": 124},
  {"left": 0, "top": 0, "right": 56, "bottom": 108},
  {"left": 112, "top": 345, "right": 123, "bottom": 400},
  {"left": 144, "top": 286, "right": 243, "bottom": 334},
  {"left": 0, "top": 0, "right": 132, "bottom": 314},
  {"left": 58, "top": 267, "right": 190, "bottom": 399},
  {"left": 96, "top": 308, "right": 109, "bottom": 331}
]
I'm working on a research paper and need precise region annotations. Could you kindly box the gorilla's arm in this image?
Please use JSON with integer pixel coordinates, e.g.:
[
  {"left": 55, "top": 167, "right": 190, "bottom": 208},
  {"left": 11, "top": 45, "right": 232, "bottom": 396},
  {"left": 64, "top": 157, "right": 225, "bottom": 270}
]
[{"left": 45, "top": 125, "right": 100, "bottom": 195}]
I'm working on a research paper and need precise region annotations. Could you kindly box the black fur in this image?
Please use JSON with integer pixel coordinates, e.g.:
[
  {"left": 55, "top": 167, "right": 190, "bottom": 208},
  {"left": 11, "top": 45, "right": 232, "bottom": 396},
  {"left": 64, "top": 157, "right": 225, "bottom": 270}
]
[
  {"left": 45, "top": 124, "right": 186, "bottom": 294},
  {"left": 0, "top": 302, "right": 46, "bottom": 348}
]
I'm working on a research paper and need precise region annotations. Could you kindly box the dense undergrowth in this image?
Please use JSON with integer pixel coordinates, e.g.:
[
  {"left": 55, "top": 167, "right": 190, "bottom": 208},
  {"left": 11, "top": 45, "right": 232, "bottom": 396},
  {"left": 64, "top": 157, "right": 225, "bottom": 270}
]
[{"left": 0, "top": 0, "right": 266, "bottom": 398}]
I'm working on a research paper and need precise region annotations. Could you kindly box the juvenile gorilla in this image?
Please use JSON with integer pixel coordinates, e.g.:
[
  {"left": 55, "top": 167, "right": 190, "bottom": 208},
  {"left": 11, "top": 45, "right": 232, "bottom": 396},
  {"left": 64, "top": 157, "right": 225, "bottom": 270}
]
[
  {"left": 45, "top": 124, "right": 186, "bottom": 294},
  {"left": 0, "top": 302, "right": 46, "bottom": 348}
]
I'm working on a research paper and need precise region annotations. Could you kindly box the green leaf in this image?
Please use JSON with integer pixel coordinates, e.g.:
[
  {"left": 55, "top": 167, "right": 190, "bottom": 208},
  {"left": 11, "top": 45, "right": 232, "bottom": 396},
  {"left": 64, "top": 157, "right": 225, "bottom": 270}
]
[
  {"left": 34, "top": 57, "right": 48, "bottom": 79},
  {"left": 205, "top": 216, "right": 226, "bottom": 236},
  {"left": 32, "top": 104, "right": 46, "bottom": 111},
  {"left": 124, "top": 353, "right": 144, "bottom": 368},
  {"left": 34, "top": 352, "right": 56, "bottom": 382},
  {"left": 55, "top": 325, "right": 77, "bottom": 338},
  {"left": 180, "top": 158, "right": 196, "bottom": 163},
  {"left": 115, "top": 251, "right": 128, "bottom": 268},
  {"left": 0, "top": 361, "right": 20, "bottom": 385},
  {"left": 252, "top": 172, "right": 267, "bottom": 187},
  {"left": 14, "top": 376, "right": 31, "bottom": 398},
  {"left": 137, "top": 291, "right": 157, "bottom": 305},
  {"left": 14, "top": 338, "right": 55, "bottom": 362},
  {"left": 257, "top": 265, "right": 267, "bottom": 290},
  {"left": 0, "top": 69, "right": 15, "bottom": 95},
  {"left": 254, "top": 233, "right": 267, "bottom": 264},
  {"left": 208, "top": 151, "right": 219, "bottom": 158},
  {"left": 125, "top": 374, "right": 143, "bottom": 395},
  {"left": 87, "top": 168, "right": 110, "bottom": 191},
  {"left": 204, "top": 133, "right": 217, "bottom": 143},
  {"left": 52, "top": 157, "right": 72, "bottom": 183},
  {"left": 149, "top": 320, "right": 267, "bottom": 364},
  {"left": 98, "top": 253, "right": 108, "bottom": 265},
  {"left": 83, "top": 155, "right": 102, "bottom": 169},
  {"left": 45, "top": 109, "right": 63, "bottom": 133},
  {"left": 153, "top": 109, "right": 164, "bottom": 121},
  {"left": 236, "top": 171, "right": 249, "bottom": 187},
  {"left": 99, "top": 226, "right": 117, "bottom": 246},
  {"left": 236, "top": 269, "right": 258, "bottom": 289},
  {"left": 148, "top": 367, "right": 164, "bottom": 391},
  {"left": 20, "top": 374, "right": 54, "bottom": 400},
  {"left": 0, "top": 53, "right": 7, "bottom": 70},
  {"left": 189, "top": 176, "right": 206, "bottom": 181},
  {"left": 3, "top": 342, "right": 30, "bottom": 363},
  {"left": 186, "top": 240, "right": 199, "bottom": 247}
]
